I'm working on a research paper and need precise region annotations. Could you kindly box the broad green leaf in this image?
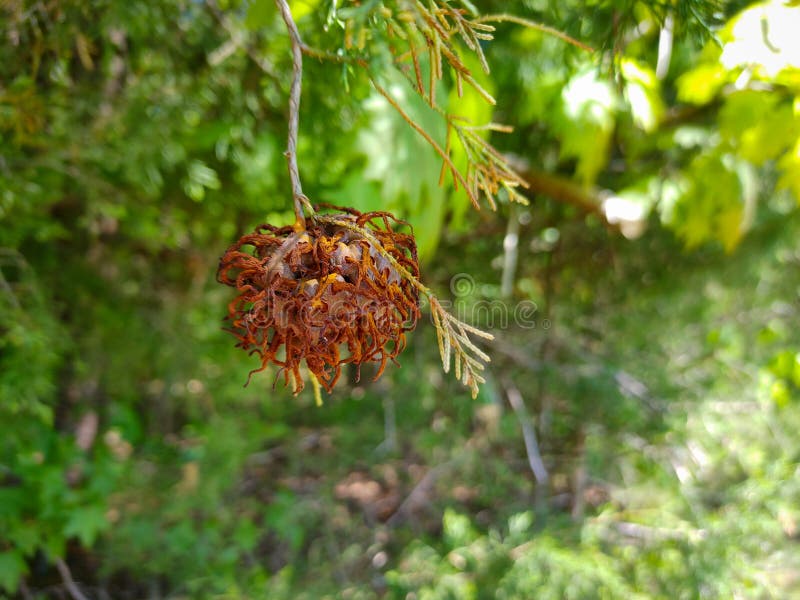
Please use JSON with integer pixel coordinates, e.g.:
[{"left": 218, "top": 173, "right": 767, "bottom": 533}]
[
  {"left": 63, "top": 505, "right": 109, "bottom": 547},
  {"left": 677, "top": 64, "right": 727, "bottom": 105},
  {"left": 0, "top": 551, "right": 27, "bottom": 594},
  {"left": 620, "top": 59, "right": 664, "bottom": 132},
  {"left": 719, "top": 91, "right": 798, "bottom": 164},
  {"left": 41, "top": 532, "right": 66, "bottom": 563},
  {"left": 7, "top": 522, "right": 40, "bottom": 556},
  {"left": 717, "top": 204, "right": 745, "bottom": 253},
  {"left": 556, "top": 68, "right": 617, "bottom": 185},
  {"left": 668, "top": 151, "right": 745, "bottom": 251}
]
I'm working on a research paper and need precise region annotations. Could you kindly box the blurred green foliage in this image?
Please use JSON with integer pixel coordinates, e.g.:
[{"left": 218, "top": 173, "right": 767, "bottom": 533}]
[{"left": 2, "top": 0, "right": 800, "bottom": 597}]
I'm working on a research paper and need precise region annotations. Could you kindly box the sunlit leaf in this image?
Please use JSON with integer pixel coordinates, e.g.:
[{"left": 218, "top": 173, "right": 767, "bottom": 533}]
[
  {"left": 620, "top": 58, "right": 664, "bottom": 132},
  {"left": 556, "top": 68, "right": 617, "bottom": 185},
  {"left": 668, "top": 151, "right": 745, "bottom": 251},
  {"left": 777, "top": 138, "right": 800, "bottom": 203},
  {"left": 288, "top": 0, "right": 321, "bottom": 21},
  {"left": 719, "top": 91, "right": 799, "bottom": 165}
]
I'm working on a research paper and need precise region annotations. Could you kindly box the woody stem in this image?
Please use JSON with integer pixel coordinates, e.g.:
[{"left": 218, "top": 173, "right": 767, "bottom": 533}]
[{"left": 275, "top": 0, "right": 309, "bottom": 225}]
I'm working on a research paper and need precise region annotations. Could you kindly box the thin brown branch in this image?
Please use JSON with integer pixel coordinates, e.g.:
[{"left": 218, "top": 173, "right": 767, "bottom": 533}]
[
  {"left": 274, "top": 0, "right": 310, "bottom": 226},
  {"left": 520, "top": 166, "right": 618, "bottom": 227},
  {"left": 475, "top": 14, "right": 594, "bottom": 52},
  {"left": 522, "top": 166, "right": 647, "bottom": 237},
  {"left": 504, "top": 381, "right": 549, "bottom": 485},
  {"left": 54, "top": 558, "right": 90, "bottom": 600},
  {"left": 18, "top": 579, "right": 34, "bottom": 600}
]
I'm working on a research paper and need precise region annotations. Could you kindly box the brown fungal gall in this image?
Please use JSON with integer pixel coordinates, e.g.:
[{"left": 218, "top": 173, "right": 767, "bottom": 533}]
[{"left": 217, "top": 206, "right": 421, "bottom": 394}]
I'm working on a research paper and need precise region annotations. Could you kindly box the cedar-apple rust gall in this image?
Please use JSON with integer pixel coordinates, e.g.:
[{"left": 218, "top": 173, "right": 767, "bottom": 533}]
[{"left": 217, "top": 206, "right": 421, "bottom": 394}]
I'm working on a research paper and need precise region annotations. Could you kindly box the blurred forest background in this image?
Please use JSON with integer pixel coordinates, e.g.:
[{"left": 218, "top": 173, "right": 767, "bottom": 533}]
[{"left": 2, "top": 0, "right": 800, "bottom": 597}]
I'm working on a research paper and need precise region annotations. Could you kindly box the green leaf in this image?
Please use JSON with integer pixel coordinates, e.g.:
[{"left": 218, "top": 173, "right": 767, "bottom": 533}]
[
  {"left": 620, "top": 58, "right": 664, "bottom": 132},
  {"left": 667, "top": 151, "right": 745, "bottom": 251},
  {"left": 676, "top": 63, "right": 727, "bottom": 105},
  {"left": 63, "top": 505, "right": 109, "bottom": 547},
  {"left": 0, "top": 551, "right": 27, "bottom": 594},
  {"left": 7, "top": 522, "right": 40, "bottom": 556},
  {"left": 288, "top": 0, "right": 322, "bottom": 21},
  {"left": 183, "top": 160, "right": 221, "bottom": 202},
  {"left": 508, "top": 511, "right": 534, "bottom": 539},
  {"left": 719, "top": 91, "right": 798, "bottom": 165},
  {"left": 0, "top": 488, "right": 28, "bottom": 518},
  {"left": 41, "top": 533, "right": 66, "bottom": 562},
  {"left": 264, "top": 491, "right": 306, "bottom": 552},
  {"left": 777, "top": 138, "right": 800, "bottom": 202},
  {"left": 556, "top": 68, "right": 617, "bottom": 185},
  {"left": 442, "top": 509, "right": 478, "bottom": 549}
]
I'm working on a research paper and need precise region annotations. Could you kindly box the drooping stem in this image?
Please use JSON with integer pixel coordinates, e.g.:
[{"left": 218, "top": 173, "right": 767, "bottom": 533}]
[
  {"left": 54, "top": 558, "right": 90, "bottom": 600},
  {"left": 275, "top": 0, "right": 310, "bottom": 226}
]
